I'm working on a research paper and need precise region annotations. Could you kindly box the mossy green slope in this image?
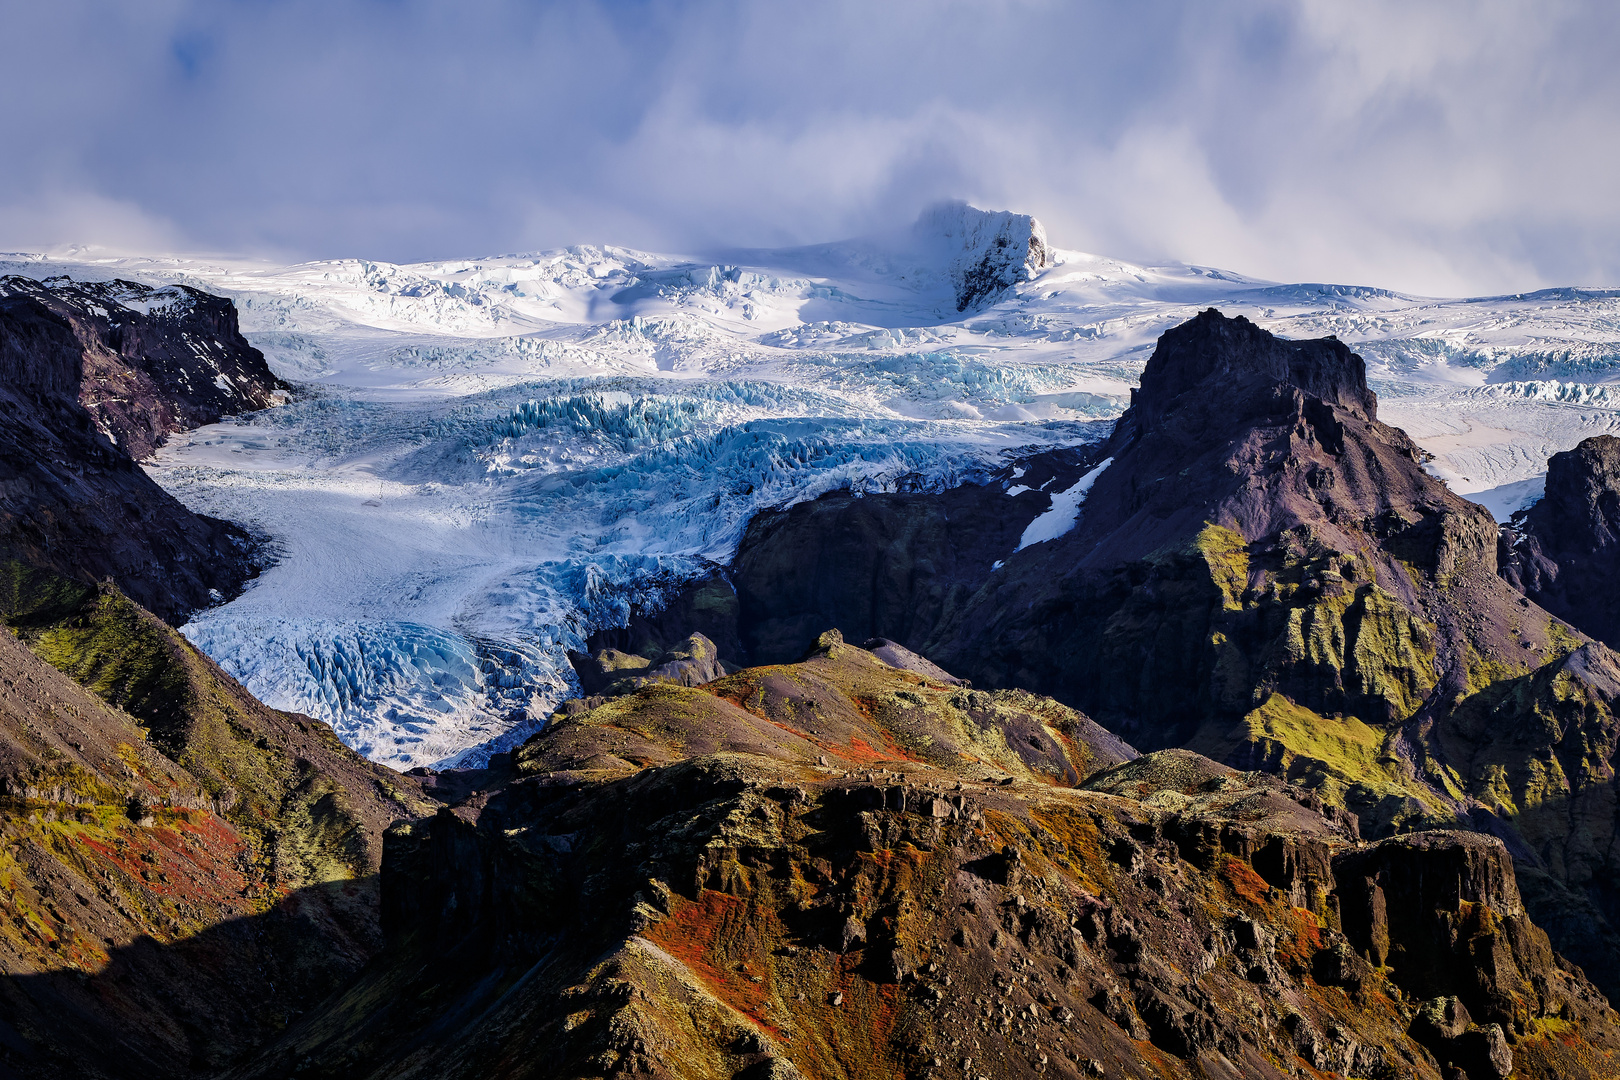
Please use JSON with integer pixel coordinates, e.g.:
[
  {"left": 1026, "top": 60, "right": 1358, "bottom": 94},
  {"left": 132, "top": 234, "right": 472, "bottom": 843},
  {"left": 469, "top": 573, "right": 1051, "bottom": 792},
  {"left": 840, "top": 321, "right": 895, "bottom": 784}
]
[
  {"left": 7, "top": 570, "right": 427, "bottom": 887},
  {"left": 0, "top": 562, "right": 433, "bottom": 1077}
]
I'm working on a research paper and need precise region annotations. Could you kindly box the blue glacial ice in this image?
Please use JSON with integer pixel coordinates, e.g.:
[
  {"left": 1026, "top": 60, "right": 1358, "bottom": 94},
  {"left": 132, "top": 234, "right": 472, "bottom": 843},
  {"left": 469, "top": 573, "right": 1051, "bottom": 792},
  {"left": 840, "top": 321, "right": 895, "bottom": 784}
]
[{"left": 174, "top": 374, "right": 1109, "bottom": 768}]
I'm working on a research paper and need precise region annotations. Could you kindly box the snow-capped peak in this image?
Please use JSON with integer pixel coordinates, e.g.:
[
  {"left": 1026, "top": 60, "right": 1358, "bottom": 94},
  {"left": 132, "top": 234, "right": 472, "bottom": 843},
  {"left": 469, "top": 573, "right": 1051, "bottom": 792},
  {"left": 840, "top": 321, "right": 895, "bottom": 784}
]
[{"left": 911, "top": 200, "right": 1051, "bottom": 312}]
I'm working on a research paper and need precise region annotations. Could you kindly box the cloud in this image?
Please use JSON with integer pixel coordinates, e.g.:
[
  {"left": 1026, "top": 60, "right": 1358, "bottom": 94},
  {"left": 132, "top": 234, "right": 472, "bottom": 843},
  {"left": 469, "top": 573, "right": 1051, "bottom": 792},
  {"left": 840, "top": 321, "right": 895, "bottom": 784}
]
[
  {"left": 0, "top": 191, "right": 187, "bottom": 257},
  {"left": 0, "top": 0, "right": 1617, "bottom": 294}
]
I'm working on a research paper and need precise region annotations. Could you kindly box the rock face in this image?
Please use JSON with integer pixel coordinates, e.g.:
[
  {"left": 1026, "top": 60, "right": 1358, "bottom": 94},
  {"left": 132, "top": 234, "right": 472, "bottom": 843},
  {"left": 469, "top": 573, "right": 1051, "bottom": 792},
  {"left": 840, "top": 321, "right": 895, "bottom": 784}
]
[
  {"left": 232, "top": 635, "right": 1620, "bottom": 1079},
  {"left": 736, "top": 309, "right": 1527, "bottom": 749},
  {"left": 0, "top": 276, "right": 285, "bottom": 460},
  {"left": 1503, "top": 434, "right": 1620, "bottom": 646},
  {"left": 914, "top": 201, "right": 1052, "bottom": 312},
  {"left": 0, "top": 566, "right": 432, "bottom": 1078},
  {"left": 0, "top": 277, "right": 282, "bottom": 623},
  {"left": 731, "top": 308, "right": 1620, "bottom": 1000},
  {"left": 926, "top": 308, "right": 1524, "bottom": 742},
  {"left": 734, "top": 447, "right": 1090, "bottom": 664}
]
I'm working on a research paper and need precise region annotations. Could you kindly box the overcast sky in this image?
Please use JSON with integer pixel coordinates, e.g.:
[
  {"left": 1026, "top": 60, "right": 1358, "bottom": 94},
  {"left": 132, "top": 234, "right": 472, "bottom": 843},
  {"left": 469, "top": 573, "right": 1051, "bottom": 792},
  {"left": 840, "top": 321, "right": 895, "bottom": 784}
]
[{"left": 1, "top": 1, "right": 1616, "bottom": 295}]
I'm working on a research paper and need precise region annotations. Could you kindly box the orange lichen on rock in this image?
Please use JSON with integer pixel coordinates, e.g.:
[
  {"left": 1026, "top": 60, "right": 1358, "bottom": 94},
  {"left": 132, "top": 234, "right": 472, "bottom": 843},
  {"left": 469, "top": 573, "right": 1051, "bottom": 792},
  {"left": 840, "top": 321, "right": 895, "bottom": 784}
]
[
  {"left": 643, "top": 889, "right": 782, "bottom": 1038},
  {"left": 1276, "top": 906, "right": 1325, "bottom": 972},
  {"left": 1223, "top": 855, "right": 1273, "bottom": 906},
  {"left": 841, "top": 736, "right": 891, "bottom": 764}
]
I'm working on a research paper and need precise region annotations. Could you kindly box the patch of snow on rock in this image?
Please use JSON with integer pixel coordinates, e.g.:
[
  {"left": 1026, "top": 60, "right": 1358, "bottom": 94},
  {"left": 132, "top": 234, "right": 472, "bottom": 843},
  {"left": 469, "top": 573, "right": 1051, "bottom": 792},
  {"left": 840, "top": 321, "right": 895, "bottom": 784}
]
[{"left": 1016, "top": 458, "right": 1113, "bottom": 551}]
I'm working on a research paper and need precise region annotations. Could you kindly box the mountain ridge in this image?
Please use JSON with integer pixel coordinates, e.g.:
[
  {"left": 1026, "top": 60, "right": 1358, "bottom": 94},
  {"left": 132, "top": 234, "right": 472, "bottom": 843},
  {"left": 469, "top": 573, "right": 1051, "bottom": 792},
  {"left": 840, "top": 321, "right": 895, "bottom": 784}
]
[
  {"left": 728, "top": 308, "right": 1620, "bottom": 1003},
  {"left": 10, "top": 212, "right": 1620, "bottom": 771},
  {"left": 0, "top": 278, "right": 280, "bottom": 624}
]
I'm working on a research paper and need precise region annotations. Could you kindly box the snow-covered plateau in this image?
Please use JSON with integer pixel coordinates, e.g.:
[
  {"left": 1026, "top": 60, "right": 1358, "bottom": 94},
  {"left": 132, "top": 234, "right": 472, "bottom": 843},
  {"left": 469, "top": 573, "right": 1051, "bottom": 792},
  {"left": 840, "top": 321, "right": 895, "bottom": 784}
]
[{"left": 9, "top": 202, "right": 1620, "bottom": 769}]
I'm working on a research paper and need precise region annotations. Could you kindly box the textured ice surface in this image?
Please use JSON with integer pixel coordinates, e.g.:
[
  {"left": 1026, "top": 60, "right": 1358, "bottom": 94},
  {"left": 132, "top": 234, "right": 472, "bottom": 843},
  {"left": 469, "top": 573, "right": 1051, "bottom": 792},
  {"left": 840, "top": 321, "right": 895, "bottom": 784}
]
[
  {"left": 8, "top": 207, "right": 1620, "bottom": 768},
  {"left": 152, "top": 371, "right": 1080, "bottom": 767}
]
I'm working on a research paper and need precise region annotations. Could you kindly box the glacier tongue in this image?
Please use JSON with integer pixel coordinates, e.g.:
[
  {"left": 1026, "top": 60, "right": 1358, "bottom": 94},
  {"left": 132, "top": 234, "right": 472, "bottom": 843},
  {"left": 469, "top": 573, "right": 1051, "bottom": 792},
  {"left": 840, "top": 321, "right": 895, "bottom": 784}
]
[
  {"left": 158, "top": 373, "right": 1093, "bottom": 769},
  {"left": 9, "top": 206, "right": 1620, "bottom": 769},
  {"left": 181, "top": 617, "right": 550, "bottom": 768}
]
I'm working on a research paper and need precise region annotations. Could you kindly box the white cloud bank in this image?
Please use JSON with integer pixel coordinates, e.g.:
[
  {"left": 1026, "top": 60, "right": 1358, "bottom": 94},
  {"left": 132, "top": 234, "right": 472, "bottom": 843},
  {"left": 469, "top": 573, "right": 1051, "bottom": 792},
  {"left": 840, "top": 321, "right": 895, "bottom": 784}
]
[{"left": 1, "top": 0, "right": 1618, "bottom": 295}]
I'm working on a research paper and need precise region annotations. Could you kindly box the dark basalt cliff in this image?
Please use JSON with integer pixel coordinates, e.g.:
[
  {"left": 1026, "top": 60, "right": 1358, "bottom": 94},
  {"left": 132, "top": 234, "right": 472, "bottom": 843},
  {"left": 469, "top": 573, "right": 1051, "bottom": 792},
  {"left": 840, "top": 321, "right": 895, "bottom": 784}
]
[
  {"left": 1502, "top": 434, "right": 1620, "bottom": 647},
  {"left": 731, "top": 309, "right": 1620, "bottom": 1000},
  {"left": 0, "top": 276, "right": 282, "bottom": 623},
  {"left": 0, "top": 276, "right": 286, "bottom": 460},
  {"left": 234, "top": 634, "right": 1620, "bottom": 1080},
  {"left": 733, "top": 448, "right": 1093, "bottom": 666}
]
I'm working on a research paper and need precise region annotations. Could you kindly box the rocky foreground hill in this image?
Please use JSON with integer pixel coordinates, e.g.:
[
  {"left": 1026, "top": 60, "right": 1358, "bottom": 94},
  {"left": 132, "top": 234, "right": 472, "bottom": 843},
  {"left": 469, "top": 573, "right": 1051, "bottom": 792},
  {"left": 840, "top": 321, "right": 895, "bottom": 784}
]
[
  {"left": 4, "top": 284, "right": 1620, "bottom": 1078},
  {"left": 230, "top": 630, "right": 1620, "bottom": 1080}
]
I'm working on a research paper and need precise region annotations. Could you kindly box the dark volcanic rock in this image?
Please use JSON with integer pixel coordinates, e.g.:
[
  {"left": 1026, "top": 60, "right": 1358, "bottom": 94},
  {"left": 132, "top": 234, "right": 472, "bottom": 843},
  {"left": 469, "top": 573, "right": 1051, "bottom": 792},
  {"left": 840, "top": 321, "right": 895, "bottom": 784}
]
[
  {"left": 733, "top": 445, "right": 1092, "bottom": 664},
  {"left": 1130, "top": 305, "right": 1376, "bottom": 423},
  {"left": 580, "top": 571, "right": 745, "bottom": 670},
  {"left": 1503, "top": 434, "right": 1620, "bottom": 646},
  {"left": 0, "top": 278, "right": 280, "bottom": 623},
  {"left": 0, "top": 275, "right": 285, "bottom": 460},
  {"left": 861, "top": 636, "right": 967, "bottom": 685}
]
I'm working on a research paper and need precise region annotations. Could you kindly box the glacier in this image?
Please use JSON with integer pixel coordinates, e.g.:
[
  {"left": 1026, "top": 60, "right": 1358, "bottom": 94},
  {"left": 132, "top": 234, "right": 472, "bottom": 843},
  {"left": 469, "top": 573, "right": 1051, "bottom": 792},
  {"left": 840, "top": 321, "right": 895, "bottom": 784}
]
[{"left": 8, "top": 201, "right": 1620, "bottom": 768}]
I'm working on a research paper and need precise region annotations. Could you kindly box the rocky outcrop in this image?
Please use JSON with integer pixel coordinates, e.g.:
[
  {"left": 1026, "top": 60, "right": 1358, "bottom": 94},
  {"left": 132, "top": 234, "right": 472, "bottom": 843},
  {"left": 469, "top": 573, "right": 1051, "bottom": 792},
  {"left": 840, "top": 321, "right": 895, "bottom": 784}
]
[
  {"left": 1437, "top": 641, "right": 1620, "bottom": 984},
  {"left": 0, "top": 276, "right": 285, "bottom": 460},
  {"left": 914, "top": 201, "right": 1051, "bottom": 312},
  {"left": 926, "top": 308, "right": 1525, "bottom": 739},
  {"left": 734, "top": 447, "right": 1089, "bottom": 664},
  {"left": 1334, "top": 831, "right": 1593, "bottom": 1080},
  {"left": 0, "top": 566, "right": 432, "bottom": 1078},
  {"left": 0, "top": 278, "right": 281, "bottom": 623},
  {"left": 569, "top": 631, "right": 734, "bottom": 697},
  {"left": 1503, "top": 434, "right": 1620, "bottom": 646},
  {"left": 579, "top": 573, "right": 746, "bottom": 671},
  {"left": 233, "top": 637, "right": 1620, "bottom": 1079}
]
